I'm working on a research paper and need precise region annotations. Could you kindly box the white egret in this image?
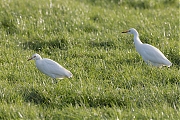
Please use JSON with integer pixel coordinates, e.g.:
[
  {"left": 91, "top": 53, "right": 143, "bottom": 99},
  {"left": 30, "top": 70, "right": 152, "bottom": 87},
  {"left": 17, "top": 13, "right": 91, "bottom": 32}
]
[
  {"left": 122, "top": 28, "right": 172, "bottom": 67},
  {"left": 28, "top": 53, "right": 73, "bottom": 82}
]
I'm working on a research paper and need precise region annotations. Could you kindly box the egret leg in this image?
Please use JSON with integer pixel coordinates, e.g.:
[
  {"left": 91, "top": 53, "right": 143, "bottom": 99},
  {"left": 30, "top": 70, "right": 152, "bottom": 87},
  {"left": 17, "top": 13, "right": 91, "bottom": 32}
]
[{"left": 52, "top": 79, "right": 58, "bottom": 84}]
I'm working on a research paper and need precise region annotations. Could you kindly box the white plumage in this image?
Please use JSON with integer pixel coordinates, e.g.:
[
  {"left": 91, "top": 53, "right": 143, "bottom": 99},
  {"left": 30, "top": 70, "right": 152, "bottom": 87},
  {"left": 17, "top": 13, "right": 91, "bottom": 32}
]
[
  {"left": 122, "top": 28, "right": 172, "bottom": 67},
  {"left": 28, "top": 53, "right": 73, "bottom": 80}
]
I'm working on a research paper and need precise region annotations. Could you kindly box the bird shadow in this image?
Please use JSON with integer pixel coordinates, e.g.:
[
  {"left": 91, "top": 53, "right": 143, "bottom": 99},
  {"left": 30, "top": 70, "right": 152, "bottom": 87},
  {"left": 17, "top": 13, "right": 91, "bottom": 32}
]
[{"left": 21, "top": 87, "right": 51, "bottom": 105}]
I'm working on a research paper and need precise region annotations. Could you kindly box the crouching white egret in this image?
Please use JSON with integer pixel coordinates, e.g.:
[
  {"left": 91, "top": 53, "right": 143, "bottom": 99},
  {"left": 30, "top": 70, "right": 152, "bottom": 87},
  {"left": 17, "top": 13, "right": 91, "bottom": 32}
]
[{"left": 122, "top": 28, "right": 172, "bottom": 67}]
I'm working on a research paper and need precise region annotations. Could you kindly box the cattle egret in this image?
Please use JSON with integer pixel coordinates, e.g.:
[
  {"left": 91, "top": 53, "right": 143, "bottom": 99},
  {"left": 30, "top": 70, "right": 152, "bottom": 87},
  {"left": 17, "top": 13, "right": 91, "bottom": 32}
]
[
  {"left": 122, "top": 28, "right": 172, "bottom": 67},
  {"left": 28, "top": 53, "right": 73, "bottom": 82}
]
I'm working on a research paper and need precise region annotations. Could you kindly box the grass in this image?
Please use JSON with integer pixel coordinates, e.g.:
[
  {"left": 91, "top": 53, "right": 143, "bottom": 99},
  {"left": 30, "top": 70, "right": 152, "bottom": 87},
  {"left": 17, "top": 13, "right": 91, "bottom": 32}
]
[{"left": 0, "top": 0, "right": 179, "bottom": 119}]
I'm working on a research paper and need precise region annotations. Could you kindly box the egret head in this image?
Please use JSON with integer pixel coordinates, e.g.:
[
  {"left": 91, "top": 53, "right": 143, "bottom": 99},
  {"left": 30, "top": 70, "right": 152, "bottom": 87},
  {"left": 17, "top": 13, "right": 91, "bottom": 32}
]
[
  {"left": 28, "top": 53, "right": 42, "bottom": 61},
  {"left": 122, "top": 28, "right": 138, "bottom": 35}
]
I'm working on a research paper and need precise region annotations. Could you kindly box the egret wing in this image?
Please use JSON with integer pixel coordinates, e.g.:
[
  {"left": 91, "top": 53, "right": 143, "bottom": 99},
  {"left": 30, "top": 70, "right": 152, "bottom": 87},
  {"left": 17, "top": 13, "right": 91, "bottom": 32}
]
[
  {"left": 140, "top": 44, "right": 170, "bottom": 64},
  {"left": 37, "top": 58, "right": 71, "bottom": 78}
]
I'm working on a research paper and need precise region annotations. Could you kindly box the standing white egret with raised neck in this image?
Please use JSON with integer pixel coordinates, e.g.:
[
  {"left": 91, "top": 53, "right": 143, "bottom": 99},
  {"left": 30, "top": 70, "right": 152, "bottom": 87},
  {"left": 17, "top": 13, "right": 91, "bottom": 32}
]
[
  {"left": 28, "top": 53, "right": 73, "bottom": 82},
  {"left": 122, "top": 28, "right": 172, "bottom": 67}
]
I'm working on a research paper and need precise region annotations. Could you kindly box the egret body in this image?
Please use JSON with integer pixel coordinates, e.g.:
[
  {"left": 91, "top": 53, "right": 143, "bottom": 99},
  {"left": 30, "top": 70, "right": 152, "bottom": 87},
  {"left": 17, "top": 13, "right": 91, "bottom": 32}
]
[
  {"left": 122, "top": 28, "right": 172, "bottom": 67},
  {"left": 28, "top": 53, "right": 73, "bottom": 81}
]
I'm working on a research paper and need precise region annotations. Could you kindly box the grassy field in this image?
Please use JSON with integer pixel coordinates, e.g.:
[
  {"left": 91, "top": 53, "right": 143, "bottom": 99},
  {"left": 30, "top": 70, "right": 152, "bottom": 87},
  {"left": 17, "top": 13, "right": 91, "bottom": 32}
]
[{"left": 0, "top": 0, "right": 179, "bottom": 119}]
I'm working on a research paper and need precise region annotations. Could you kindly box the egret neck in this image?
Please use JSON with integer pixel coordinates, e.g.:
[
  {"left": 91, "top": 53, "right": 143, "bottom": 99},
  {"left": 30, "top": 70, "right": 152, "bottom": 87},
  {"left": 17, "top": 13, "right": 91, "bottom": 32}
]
[{"left": 133, "top": 31, "right": 142, "bottom": 46}]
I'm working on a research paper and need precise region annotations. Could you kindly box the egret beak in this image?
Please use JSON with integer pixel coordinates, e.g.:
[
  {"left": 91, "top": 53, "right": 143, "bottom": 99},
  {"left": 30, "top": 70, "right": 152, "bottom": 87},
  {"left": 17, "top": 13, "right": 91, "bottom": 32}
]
[
  {"left": 27, "top": 58, "right": 32, "bottom": 61},
  {"left": 27, "top": 56, "right": 36, "bottom": 61},
  {"left": 122, "top": 30, "right": 129, "bottom": 33}
]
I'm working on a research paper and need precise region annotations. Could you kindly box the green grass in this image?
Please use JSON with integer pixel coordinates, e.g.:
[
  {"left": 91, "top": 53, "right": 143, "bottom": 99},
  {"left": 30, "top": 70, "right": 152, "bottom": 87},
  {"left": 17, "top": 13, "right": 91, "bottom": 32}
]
[{"left": 0, "top": 0, "right": 179, "bottom": 119}]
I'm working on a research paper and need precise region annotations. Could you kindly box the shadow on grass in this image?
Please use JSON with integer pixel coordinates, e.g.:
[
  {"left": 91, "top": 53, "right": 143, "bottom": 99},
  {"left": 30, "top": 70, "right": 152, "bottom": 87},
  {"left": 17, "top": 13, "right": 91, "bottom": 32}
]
[
  {"left": 22, "top": 38, "right": 68, "bottom": 53},
  {"left": 56, "top": 89, "right": 129, "bottom": 108},
  {"left": 22, "top": 88, "right": 51, "bottom": 105},
  {"left": 89, "top": 41, "right": 117, "bottom": 50},
  {"left": 81, "top": 0, "right": 179, "bottom": 9},
  {"left": 83, "top": 95, "right": 128, "bottom": 107},
  {"left": 0, "top": 12, "right": 20, "bottom": 35},
  {"left": 167, "top": 48, "right": 180, "bottom": 67},
  {"left": 79, "top": 24, "right": 99, "bottom": 33}
]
